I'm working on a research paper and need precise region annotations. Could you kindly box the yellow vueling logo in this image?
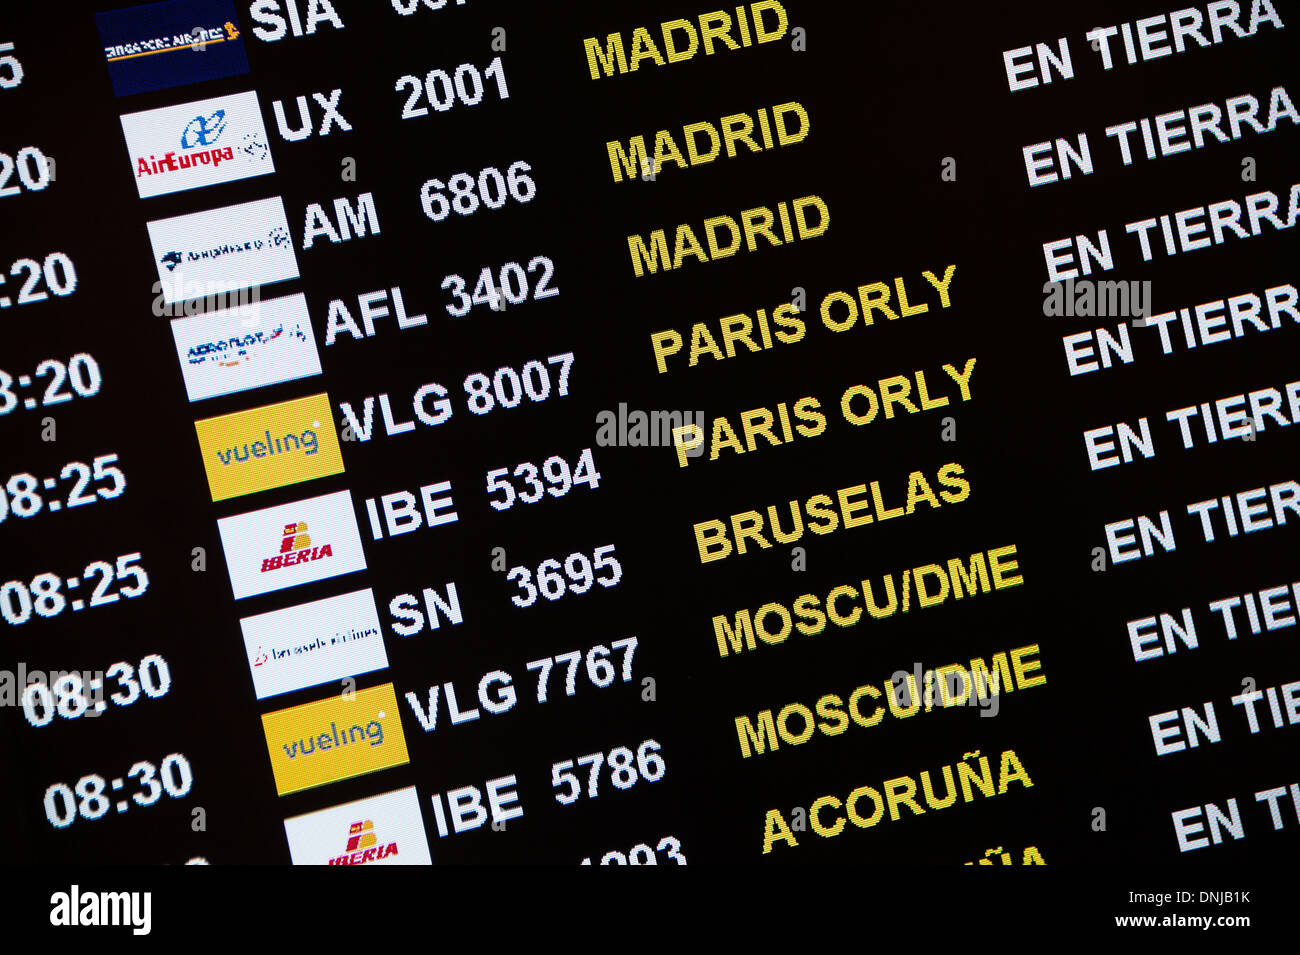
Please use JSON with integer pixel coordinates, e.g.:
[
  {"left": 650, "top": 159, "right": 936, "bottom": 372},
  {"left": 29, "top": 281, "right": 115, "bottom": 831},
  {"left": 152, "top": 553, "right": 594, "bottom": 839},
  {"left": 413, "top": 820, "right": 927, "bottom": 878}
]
[
  {"left": 261, "top": 683, "right": 409, "bottom": 796},
  {"left": 194, "top": 393, "right": 343, "bottom": 501}
]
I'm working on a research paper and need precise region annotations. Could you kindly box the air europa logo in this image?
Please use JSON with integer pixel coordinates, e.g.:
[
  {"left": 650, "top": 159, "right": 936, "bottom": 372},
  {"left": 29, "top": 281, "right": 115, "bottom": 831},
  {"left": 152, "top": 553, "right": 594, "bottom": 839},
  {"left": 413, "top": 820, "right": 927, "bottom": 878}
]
[
  {"left": 183, "top": 110, "right": 226, "bottom": 147},
  {"left": 261, "top": 683, "right": 408, "bottom": 796},
  {"left": 121, "top": 91, "right": 274, "bottom": 199},
  {"left": 139, "top": 107, "right": 233, "bottom": 177},
  {"left": 194, "top": 393, "right": 343, "bottom": 501}
]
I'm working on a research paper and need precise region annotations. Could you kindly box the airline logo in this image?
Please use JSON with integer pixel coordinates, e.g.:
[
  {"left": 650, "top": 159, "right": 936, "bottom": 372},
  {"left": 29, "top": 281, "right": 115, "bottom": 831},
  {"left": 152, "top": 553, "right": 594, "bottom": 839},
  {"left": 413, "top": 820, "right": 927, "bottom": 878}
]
[
  {"left": 147, "top": 196, "right": 299, "bottom": 305},
  {"left": 96, "top": 0, "right": 249, "bottom": 97},
  {"left": 120, "top": 91, "right": 274, "bottom": 198},
  {"left": 240, "top": 589, "right": 387, "bottom": 700},
  {"left": 261, "top": 684, "right": 409, "bottom": 797},
  {"left": 218, "top": 490, "right": 365, "bottom": 600},
  {"left": 171, "top": 293, "right": 320, "bottom": 402},
  {"left": 194, "top": 393, "right": 343, "bottom": 501},
  {"left": 283, "top": 787, "right": 431, "bottom": 866}
]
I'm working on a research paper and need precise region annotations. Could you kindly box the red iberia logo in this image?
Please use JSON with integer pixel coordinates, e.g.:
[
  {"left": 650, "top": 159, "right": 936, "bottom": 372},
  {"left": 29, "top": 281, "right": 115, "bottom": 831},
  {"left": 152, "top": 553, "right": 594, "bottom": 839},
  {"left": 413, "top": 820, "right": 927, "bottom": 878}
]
[
  {"left": 331, "top": 820, "right": 399, "bottom": 865},
  {"left": 262, "top": 521, "right": 332, "bottom": 572}
]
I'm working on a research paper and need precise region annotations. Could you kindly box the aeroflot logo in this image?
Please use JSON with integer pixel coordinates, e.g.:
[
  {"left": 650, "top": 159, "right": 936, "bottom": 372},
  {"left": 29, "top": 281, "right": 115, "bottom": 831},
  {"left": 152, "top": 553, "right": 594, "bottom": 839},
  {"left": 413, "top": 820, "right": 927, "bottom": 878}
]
[
  {"left": 193, "top": 393, "right": 344, "bottom": 501},
  {"left": 187, "top": 321, "right": 308, "bottom": 368},
  {"left": 261, "top": 683, "right": 409, "bottom": 796}
]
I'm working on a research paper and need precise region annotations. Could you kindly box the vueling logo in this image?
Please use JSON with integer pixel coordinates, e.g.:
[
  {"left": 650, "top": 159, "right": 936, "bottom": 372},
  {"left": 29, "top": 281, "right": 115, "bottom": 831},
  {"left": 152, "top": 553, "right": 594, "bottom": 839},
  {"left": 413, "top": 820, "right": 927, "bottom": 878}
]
[
  {"left": 261, "top": 684, "right": 409, "bottom": 796},
  {"left": 194, "top": 394, "right": 344, "bottom": 502},
  {"left": 282, "top": 716, "right": 384, "bottom": 759},
  {"left": 214, "top": 423, "right": 319, "bottom": 465}
]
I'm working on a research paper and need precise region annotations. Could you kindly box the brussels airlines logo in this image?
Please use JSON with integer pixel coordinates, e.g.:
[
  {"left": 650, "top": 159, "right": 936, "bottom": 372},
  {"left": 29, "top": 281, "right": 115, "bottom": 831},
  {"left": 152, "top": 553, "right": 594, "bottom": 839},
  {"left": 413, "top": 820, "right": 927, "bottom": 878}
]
[
  {"left": 240, "top": 589, "right": 386, "bottom": 700},
  {"left": 96, "top": 0, "right": 249, "bottom": 97},
  {"left": 122, "top": 91, "right": 274, "bottom": 198}
]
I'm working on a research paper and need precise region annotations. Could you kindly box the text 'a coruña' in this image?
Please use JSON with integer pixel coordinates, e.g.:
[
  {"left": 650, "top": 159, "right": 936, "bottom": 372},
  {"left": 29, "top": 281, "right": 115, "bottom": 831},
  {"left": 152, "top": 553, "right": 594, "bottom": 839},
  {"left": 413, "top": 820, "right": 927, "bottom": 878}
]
[{"left": 762, "top": 748, "right": 1034, "bottom": 854}]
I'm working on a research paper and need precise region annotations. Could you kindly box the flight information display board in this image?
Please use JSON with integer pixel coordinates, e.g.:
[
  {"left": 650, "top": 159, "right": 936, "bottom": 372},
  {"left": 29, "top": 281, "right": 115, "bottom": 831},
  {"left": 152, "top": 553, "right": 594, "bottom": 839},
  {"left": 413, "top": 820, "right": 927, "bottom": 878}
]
[{"left": 0, "top": 0, "right": 1295, "bottom": 926}]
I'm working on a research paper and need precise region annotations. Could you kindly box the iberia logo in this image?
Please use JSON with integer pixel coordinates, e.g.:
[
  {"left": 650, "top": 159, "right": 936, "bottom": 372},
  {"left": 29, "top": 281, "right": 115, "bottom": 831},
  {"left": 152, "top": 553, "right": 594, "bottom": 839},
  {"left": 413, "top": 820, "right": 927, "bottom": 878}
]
[
  {"left": 330, "top": 820, "right": 399, "bottom": 866},
  {"left": 262, "top": 522, "right": 332, "bottom": 572}
]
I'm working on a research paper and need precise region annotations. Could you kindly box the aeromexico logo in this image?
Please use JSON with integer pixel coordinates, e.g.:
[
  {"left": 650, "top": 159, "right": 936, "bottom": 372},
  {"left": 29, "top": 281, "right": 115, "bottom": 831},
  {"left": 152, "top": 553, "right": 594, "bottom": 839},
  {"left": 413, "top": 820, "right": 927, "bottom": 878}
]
[
  {"left": 159, "top": 225, "right": 290, "bottom": 271},
  {"left": 187, "top": 321, "right": 309, "bottom": 368},
  {"left": 135, "top": 108, "right": 270, "bottom": 181}
]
